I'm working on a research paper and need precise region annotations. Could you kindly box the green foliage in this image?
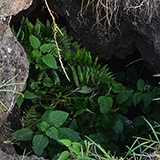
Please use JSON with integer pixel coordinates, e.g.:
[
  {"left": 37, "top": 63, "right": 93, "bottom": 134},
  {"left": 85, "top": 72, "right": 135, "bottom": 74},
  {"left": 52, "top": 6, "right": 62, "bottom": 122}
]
[
  {"left": 12, "top": 110, "right": 80, "bottom": 158},
  {"left": 11, "top": 18, "right": 160, "bottom": 159},
  {"left": 125, "top": 118, "right": 160, "bottom": 160}
]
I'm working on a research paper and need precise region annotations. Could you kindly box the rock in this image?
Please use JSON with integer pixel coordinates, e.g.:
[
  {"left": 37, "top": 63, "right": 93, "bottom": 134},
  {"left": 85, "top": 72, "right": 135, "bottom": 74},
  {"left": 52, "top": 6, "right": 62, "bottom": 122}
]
[
  {"left": 124, "top": 4, "right": 160, "bottom": 73},
  {"left": 48, "top": 0, "right": 160, "bottom": 73},
  {"left": 0, "top": 149, "right": 48, "bottom": 160},
  {"left": 0, "top": 0, "right": 32, "bottom": 126},
  {"left": 0, "top": 0, "right": 32, "bottom": 17},
  {"left": 47, "top": 0, "right": 135, "bottom": 60}
]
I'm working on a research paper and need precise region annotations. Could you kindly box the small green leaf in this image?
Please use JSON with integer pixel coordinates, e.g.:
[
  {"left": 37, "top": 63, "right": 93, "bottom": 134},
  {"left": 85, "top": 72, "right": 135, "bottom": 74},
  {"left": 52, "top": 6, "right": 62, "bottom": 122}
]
[
  {"left": 11, "top": 128, "right": 34, "bottom": 141},
  {"left": 42, "top": 54, "right": 57, "bottom": 69},
  {"left": 29, "top": 35, "right": 41, "bottom": 49},
  {"left": 70, "top": 66, "right": 79, "bottom": 87},
  {"left": 70, "top": 142, "right": 81, "bottom": 155},
  {"left": 137, "top": 79, "right": 145, "bottom": 92},
  {"left": 98, "top": 96, "right": 113, "bottom": 114},
  {"left": 40, "top": 44, "right": 54, "bottom": 53},
  {"left": 37, "top": 121, "right": 48, "bottom": 132},
  {"left": 32, "top": 50, "right": 41, "bottom": 58},
  {"left": 24, "top": 90, "right": 37, "bottom": 99},
  {"left": 46, "top": 127, "right": 59, "bottom": 140},
  {"left": 49, "top": 111, "right": 69, "bottom": 127},
  {"left": 143, "top": 92, "right": 154, "bottom": 108},
  {"left": 59, "top": 151, "right": 70, "bottom": 160},
  {"left": 16, "top": 95, "right": 24, "bottom": 108},
  {"left": 112, "top": 83, "right": 123, "bottom": 93},
  {"left": 116, "top": 90, "right": 133, "bottom": 104},
  {"left": 33, "top": 134, "right": 49, "bottom": 156},
  {"left": 58, "top": 139, "right": 72, "bottom": 147},
  {"left": 43, "top": 77, "right": 53, "bottom": 87},
  {"left": 133, "top": 116, "right": 145, "bottom": 127},
  {"left": 133, "top": 92, "right": 143, "bottom": 106},
  {"left": 112, "top": 120, "right": 124, "bottom": 134}
]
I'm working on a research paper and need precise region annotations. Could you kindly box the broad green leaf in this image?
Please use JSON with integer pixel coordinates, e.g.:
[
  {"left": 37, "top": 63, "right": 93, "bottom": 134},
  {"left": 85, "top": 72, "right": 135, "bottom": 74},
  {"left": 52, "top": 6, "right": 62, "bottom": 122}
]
[
  {"left": 33, "top": 134, "right": 49, "bottom": 156},
  {"left": 137, "top": 79, "right": 145, "bottom": 92},
  {"left": 49, "top": 111, "right": 69, "bottom": 127},
  {"left": 59, "top": 151, "right": 70, "bottom": 160},
  {"left": 43, "top": 77, "right": 53, "bottom": 87},
  {"left": 29, "top": 35, "right": 41, "bottom": 49},
  {"left": 133, "top": 116, "right": 145, "bottom": 127},
  {"left": 32, "top": 50, "right": 41, "bottom": 58},
  {"left": 46, "top": 127, "right": 59, "bottom": 140},
  {"left": 58, "top": 139, "right": 72, "bottom": 147},
  {"left": 11, "top": 128, "right": 33, "bottom": 141},
  {"left": 70, "top": 142, "right": 81, "bottom": 155},
  {"left": 116, "top": 90, "right": 133, "bottom": 104},
  {"left": 58, "top": 128, "right": 80, "bottom": 142},
  {"left": 143, "top": 92, "right": 154, "bottom": 108},
  {"left": 24, "top": 90, "right": 37, "bottom": 99},
  {"left": 37, "top": 121, "right": 48, "bottom": 132},
  {"left": 112, "top": 83, "right": 123, "bottom": 93},
  {"left": 133, "top": 92, "right": 143, "bottom": 106},
  {"left": 98, "top": 96, "right": 113, "bottom": 114},
  {"left": 40, "top": 44, "right": 54, "bottom": 53},
  {"left": 112, "top": 120, "right": 124, "bottom": 134},
  {"left": 41, "top": 109, "right": 54, "bottom": 124},
  {"left": 42, "top": 54, "right": 57, "bottom": 69}
]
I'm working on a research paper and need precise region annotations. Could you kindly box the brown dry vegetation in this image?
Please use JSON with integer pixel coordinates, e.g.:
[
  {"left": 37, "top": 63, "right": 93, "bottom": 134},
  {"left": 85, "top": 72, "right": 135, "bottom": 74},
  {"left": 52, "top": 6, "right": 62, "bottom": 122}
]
[{"left": 81, "top": 0, "right": 159, "bottom": 29}]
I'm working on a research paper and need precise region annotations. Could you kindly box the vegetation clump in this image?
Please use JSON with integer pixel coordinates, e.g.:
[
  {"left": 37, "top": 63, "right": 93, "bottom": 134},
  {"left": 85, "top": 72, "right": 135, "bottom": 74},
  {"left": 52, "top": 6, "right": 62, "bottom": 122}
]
[{"left": 10, "top": 17, "right": 160, "bottom": 159}]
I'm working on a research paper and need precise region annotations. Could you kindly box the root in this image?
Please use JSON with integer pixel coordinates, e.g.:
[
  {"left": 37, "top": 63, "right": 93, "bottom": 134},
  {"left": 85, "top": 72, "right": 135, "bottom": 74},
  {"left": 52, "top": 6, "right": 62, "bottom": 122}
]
[{"left": 81, "top": 0, "right": 159, "bottom": 30}]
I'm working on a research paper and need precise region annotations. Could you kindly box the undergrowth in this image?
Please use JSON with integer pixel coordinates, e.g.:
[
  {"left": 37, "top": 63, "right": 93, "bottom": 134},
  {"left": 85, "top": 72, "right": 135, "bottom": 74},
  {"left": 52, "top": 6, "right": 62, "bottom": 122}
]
[{"left": 10, "top": 18, "right": 160, "bottom": 159}]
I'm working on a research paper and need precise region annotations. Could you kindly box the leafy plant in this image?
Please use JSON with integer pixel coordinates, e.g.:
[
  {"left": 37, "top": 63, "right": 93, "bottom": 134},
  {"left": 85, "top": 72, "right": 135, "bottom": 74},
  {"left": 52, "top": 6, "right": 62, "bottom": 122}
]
[
  {"left": 11, "top": 18, "right": 160, "bottom": 159},
  {"left": 12, "top": 110, "right": 80, "bottom": 158},
  {"left": 125, "top": 117, "right": 160, "bottom": 160},
  {"left": 58, "top": 136, "right": 124, "bottom": 160}
]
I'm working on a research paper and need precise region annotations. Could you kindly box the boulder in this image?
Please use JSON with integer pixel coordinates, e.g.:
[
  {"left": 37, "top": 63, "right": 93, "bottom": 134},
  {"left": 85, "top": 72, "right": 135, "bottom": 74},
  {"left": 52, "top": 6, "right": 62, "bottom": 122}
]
[
  {"left": 0, "top": 149, "right": 48, "bottom": 160},
  {"left": 47, "top": 0, "right": 160, "bottom": 73},
  {"left": 0, "top": 0, "right": 32, "bottom": 126}
]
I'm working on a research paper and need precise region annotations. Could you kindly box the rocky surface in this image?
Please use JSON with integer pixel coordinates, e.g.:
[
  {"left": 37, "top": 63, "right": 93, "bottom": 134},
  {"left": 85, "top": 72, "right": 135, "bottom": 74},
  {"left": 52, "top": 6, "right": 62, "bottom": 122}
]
[
  {"left": 0, "top": 0, "right": 32, "bottom": 126},
  {"left": 0, "top": 149, "right": 48, "bottom": 160},
  {"left": 47, "top": 0, "right": 136, "bottom": 60},
  {"left": 47, "top": 0, "right": 160, "bottom": 73}
]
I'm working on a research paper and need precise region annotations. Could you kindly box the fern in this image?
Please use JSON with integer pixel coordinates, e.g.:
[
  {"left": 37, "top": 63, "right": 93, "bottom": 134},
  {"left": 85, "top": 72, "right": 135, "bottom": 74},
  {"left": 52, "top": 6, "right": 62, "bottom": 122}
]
[{"left": 12, "top": 18, "right": 115, "bottom": 127}]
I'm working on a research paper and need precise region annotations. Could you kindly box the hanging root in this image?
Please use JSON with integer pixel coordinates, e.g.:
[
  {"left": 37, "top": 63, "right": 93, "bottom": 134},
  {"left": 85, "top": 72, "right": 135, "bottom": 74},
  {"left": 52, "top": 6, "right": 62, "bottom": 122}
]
[
  {"left": 44, "top": 0, "right": 70, "bottom": 82},
  {"left": 81, "top": 0, "right": 159, "bottom": 29}
]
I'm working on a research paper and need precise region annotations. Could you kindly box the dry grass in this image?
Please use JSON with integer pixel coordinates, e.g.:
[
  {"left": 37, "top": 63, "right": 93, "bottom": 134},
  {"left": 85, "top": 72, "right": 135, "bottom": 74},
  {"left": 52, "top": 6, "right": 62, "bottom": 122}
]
[{"left": 81, "top": 0, "right": 159, "bottom": 30}]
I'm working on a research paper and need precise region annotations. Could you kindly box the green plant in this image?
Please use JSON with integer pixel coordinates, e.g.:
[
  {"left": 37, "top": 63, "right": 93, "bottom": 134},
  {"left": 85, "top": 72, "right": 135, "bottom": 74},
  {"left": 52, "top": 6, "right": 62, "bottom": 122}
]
[
  {"left": 12, "top": 110, "right": 80, "bottom": 158},
  {"left": 11, "top": 18, "right": 160, "bottom": 159},
  {"left": 0, "top": 74, "right": 24, "bottom": 113},
  {"left": 125, "top": 117, "right": 160, "bottom": 160},
  {"left": 58, "top": 136, "right": 124, "bottom": 160}
]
